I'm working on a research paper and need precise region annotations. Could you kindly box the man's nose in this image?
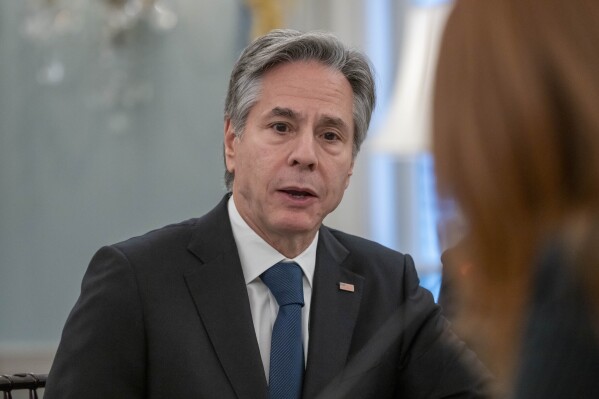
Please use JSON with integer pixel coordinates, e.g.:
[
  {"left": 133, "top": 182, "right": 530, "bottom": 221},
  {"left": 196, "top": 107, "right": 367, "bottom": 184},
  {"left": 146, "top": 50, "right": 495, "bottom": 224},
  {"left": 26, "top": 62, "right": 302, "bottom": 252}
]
[{"left": 289, "top": 131, "right": 318, "bottom": 170}]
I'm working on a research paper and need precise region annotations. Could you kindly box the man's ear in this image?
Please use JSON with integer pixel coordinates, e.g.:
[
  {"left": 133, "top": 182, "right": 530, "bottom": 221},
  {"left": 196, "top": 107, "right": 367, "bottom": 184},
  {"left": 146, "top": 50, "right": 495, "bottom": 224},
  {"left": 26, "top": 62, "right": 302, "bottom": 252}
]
[
  {"left": 224, "top": 118, "right": 236, "bottom": 173},
  {"left": 345, "top": 159, "right": 354, "bottom": 189}
]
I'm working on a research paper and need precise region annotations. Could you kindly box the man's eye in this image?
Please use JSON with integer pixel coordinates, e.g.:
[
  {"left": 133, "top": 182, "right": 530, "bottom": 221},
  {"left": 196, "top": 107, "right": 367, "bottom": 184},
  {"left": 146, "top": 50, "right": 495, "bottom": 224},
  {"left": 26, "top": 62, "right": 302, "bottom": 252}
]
[
  {"left": 323, "top": 132, "right": 340, "bottom": 141},
  {"left": 272, "top": 123, "right": 289, "bottom": 133}
]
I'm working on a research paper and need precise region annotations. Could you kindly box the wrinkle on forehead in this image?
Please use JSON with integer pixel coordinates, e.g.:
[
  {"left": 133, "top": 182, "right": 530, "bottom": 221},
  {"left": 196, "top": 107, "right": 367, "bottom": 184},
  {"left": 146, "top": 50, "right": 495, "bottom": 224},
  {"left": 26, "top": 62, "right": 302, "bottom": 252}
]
[{"left": 257, "top": 61, "right": 354, "bottom": 131}]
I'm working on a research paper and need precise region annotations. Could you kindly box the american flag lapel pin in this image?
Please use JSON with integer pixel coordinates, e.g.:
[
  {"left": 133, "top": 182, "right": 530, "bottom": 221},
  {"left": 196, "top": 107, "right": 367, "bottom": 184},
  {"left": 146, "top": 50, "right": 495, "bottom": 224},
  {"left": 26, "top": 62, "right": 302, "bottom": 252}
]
[{"left": 338, "top": 282, "right": 355, "bottom": 292}]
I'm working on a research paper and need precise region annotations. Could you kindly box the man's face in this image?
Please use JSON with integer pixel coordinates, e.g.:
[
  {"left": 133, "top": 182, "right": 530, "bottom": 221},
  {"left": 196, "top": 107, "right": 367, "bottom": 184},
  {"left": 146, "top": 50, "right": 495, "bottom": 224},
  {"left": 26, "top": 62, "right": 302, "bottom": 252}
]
[{"left": 224, "top": 61, "right": 355, "bottom": 250}]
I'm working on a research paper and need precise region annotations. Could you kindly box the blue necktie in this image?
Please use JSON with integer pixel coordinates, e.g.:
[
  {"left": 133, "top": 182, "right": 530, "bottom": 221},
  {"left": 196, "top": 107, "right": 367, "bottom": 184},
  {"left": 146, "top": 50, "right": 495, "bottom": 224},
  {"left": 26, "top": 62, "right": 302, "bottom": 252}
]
[{"left": 261, "top": 262, "right": 305, "bottom": 399}]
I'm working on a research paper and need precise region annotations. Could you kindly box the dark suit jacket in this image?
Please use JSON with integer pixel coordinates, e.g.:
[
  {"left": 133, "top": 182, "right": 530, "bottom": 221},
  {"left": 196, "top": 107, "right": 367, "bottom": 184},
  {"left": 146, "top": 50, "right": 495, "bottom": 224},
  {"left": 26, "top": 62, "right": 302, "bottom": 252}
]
[
  {"left": 45, "top": 194, "right": 488, "bottom": 398},
  {"left": 512, "top": 240, "right": 599, "bottom": 398}
]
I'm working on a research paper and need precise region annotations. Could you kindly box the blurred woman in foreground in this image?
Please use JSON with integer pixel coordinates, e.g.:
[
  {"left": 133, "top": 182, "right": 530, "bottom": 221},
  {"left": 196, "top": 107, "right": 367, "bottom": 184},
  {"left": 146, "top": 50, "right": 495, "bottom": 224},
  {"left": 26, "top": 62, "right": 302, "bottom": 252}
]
[{"left": 433, "top": 0, "right": 599, "bottom": 397}]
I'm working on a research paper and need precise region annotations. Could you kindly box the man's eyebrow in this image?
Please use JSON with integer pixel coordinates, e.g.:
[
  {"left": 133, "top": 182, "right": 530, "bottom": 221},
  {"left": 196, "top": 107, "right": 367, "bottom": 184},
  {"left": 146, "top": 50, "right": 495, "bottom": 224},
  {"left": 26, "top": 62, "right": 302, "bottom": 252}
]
[
  {"left": 268, "top": 107, "right": 350, "bottom": 131},
  {"left": 319, "top": 115, "right": 349, "bottom": 131},
  {"left": 269, "top": 107, "right": 298, "bottom": 119}
]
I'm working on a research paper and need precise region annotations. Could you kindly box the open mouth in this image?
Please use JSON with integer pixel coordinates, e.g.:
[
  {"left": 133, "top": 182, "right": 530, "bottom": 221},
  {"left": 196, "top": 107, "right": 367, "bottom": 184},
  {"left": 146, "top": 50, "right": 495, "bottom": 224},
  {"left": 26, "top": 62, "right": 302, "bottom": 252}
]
[{"left": 281, "top": 189, "right": 315, "bottom": 199}]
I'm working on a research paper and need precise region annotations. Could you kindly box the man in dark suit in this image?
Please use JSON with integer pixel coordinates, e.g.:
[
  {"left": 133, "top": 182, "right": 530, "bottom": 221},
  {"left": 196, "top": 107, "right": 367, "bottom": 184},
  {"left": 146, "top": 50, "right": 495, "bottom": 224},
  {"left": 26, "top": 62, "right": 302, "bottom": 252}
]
[{"left": 45, "top": 29, "right": 488, "bottom": 398}]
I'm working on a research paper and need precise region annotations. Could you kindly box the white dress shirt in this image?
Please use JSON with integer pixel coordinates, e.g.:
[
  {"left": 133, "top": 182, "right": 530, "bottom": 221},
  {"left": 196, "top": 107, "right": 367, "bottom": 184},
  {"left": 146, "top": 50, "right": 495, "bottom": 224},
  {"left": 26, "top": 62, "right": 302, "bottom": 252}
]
[{"left": 227, "top": 197, "right": 316, "bottom": 381}]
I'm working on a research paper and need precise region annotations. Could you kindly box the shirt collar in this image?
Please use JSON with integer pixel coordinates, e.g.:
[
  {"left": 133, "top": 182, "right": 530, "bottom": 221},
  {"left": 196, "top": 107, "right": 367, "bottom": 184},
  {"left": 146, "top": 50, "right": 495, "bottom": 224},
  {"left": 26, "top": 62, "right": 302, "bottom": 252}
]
[{"left": 228, "top": 196, "right": 317, "bottom": 287}]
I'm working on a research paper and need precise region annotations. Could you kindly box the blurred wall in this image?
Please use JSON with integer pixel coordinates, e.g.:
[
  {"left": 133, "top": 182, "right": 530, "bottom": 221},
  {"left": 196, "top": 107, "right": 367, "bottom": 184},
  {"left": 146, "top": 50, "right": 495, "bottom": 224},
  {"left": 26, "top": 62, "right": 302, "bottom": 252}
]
[{"left": 0, "top": 0, "right": 241, "bottom": 369}]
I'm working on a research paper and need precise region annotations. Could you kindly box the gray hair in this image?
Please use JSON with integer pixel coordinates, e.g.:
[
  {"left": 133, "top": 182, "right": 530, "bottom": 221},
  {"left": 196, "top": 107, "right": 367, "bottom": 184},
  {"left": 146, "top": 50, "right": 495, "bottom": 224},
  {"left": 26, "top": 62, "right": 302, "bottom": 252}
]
[{"left": 223, "top": 29, "right": 376, "bottom": 191}]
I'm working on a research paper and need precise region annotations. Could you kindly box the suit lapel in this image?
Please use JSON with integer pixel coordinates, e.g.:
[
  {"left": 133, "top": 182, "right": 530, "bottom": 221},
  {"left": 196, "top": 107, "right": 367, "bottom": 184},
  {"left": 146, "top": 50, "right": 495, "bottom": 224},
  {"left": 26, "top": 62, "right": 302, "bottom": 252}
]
[
  {"left": 181, "top": 197, "right": 364, "bottom": 398},
  {"left": 184, "top": 196, "right": 268, "bottom": 399},
  {"left": 302, "top": 228, "right": 364, "bottom": 398}
]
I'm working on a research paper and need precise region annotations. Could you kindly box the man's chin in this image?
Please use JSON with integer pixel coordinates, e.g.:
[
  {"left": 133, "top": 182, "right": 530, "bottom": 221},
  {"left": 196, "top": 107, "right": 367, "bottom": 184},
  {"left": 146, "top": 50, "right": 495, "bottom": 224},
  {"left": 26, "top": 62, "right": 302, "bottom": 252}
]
[{"left": 272, "top": 217, "right": 321, "bottom": 237}]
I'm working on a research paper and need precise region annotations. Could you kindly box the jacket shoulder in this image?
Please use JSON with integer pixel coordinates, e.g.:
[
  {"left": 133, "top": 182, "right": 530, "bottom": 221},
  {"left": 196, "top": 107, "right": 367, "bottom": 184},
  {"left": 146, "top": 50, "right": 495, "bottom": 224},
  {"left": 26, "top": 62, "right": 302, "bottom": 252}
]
[
  {"left": 111, "top": 195, "right": 231, "bottom": 257},
  {"left": 111, "top": 218, "right": 201, "bottom": 254},
  {"left": 326, "top": 227, "right": 407, "bottom": 260}
]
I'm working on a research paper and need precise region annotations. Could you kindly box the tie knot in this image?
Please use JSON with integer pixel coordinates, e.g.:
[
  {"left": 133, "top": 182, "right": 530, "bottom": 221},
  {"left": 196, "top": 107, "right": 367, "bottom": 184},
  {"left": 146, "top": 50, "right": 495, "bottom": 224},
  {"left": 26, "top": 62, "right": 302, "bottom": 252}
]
[{"left": 261, "top": 262, "right": 304, "bottom": 307}]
